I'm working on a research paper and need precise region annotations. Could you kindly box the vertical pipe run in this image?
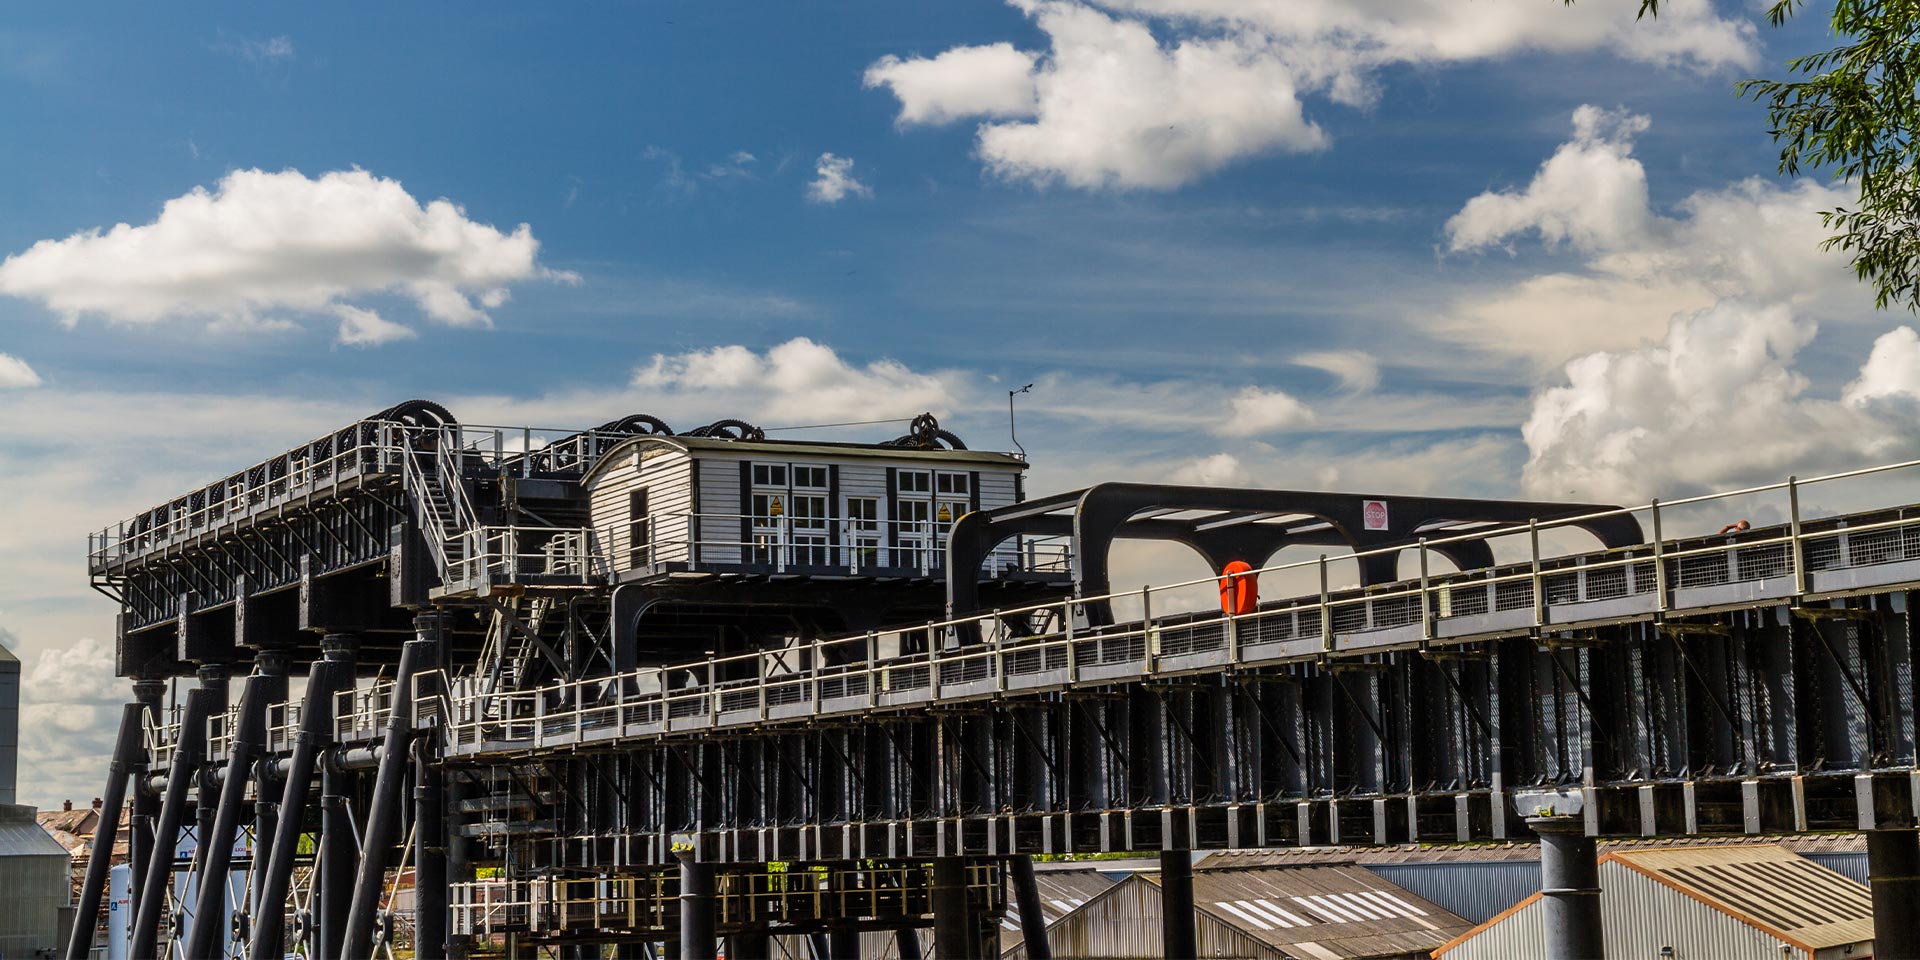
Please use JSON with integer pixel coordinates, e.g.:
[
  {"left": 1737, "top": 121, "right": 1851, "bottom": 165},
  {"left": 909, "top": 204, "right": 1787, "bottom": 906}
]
[
  {"left": 931, "top": 857, "right": 974, "bottom": 960},
  {"left": 318, "top": 636, "right": 359, "bottom": 960},
  {"left": 413, "top": 738, "right": 447, "bottom": 960},
  {"left": 1532, "top": 818, "right": 1603, "bottom": 960},
  {"left": 678, "top": 852, "right": 718, "bottom": 960},
  {"left": 250, "top": 657, "right": 290, "bottom": 914},
  {"left": 63, "top": 703, "right": 146, "bottom": 959},
  {"left": 1868, "top": 830, "right": 1920, "bottom": 960},
  {"left": 127, "top": 678, "right": 166, "bottom": 931},
  {"left": 1009, "top": 855, "right": 1051, "bottom": 960},
  {"left": 1159, "top": 849, "right": 1196, "bottom": 960},
  {"left": 185, "top": 665, "right": 276, "bottom": 960},
  {"left": 129, "top": 687, "right": 214, "bottom": 960},
  {"left": 247, "top": 657, "right": 342, "bottom": 960},
  {"left": 341, "top": 638, "right": 427, "bottom": 960}
]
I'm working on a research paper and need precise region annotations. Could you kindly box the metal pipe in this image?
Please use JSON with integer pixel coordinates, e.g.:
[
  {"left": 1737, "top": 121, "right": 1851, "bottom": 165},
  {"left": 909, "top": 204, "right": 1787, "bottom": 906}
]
[
  {"left": 247, "top": 657, "right": 342, "bottom": 960},
  {"left": 1869, "top": 830, "right": 1920, "bottom": 960},
  {"left": 726, "top": 929, "right": 770, "bottom": 960},
  {"left": 1009, "top": 855, "right": 1051, "bottom": 960},
  {"left": 129, "top": 687, "right": 213, "bottom": 960},
  {"left": 63, "top": 702, "right": 146, "bottom": 959},
  {"left": 1532, "top": 817, "right": 1602, "bottom": 960},
  {"left": 341, "top": 638, "right": 427, "bottom": 960},
  {"left": 827, "top": 929, "right": 859, "bottom": 960},
  {"left": 1159, "top": 849, "right": 1196, "bottom": 960},
  {"left": 185, "top": 665, "right": 275, "bottom": 960},
  {"left": 678, "top": 852, "right": 717, "bottom": 960},
  {"left": 318, "top": 636, "right": 359, "bottom": 960},
  {"left": 414, "top": 737, "right": 447, "bottom": 960},
  {"left": 250, "top": 659, "right": 290, "bottom": 914},
  {"left": 127, "top": 678, "right": 165, "bottom": 933}
]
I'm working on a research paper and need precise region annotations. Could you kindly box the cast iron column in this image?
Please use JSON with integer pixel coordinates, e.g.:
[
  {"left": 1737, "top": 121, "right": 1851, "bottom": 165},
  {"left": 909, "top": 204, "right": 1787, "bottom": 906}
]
[
  {"left": 726, "top": 928, "right": 770, "bottom": 960},
  {"left": 1010, "top": 854, "right": 1052, "bottom": 960},
  {"left": 931, "top": 857, "right": 974, "bottom": 960},
  {"left": 126, "top": 677, "right": 165, "bottom": 930},
  {"left": 317, "top": 634, "right": 358, "bottom": 960},
  {"left": 249, "top": 652, "right": 291, "bottom": 914},
  {"left": 1531, "top": 815, "right": 1603, "bottom": 960},
  {"left": 129, "top": 687, "right": 214, "bottom": 960},
  {"left": 678, "top": 850, "right": 718, "bottom": 960},
  {"left": 1160, "top": 849, "right": 1196, "bottom": 960},
  {"left": 247, "top": 655, "right": 343, "bottom": 960},
  {"left": 63, "top": 702, "right": 146, "bottom": 959},
  {"left": 341, "top": 637, "right": 428, "bottom": 959},
  {"left": 1869, "top": 830, "right": 1920, "bottom": 960},
  {"left": 185, "top": 659, "right": 277, "bottom": 960},
  {"left": 895, "top": 928, "right": 924, "bottom": 960}
]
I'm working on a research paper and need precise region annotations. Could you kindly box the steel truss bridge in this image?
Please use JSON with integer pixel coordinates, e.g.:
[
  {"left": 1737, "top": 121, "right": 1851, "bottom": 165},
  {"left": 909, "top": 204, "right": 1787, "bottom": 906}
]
[{"left": 62, "top": 400, "right": 1920, "bottom": 960}]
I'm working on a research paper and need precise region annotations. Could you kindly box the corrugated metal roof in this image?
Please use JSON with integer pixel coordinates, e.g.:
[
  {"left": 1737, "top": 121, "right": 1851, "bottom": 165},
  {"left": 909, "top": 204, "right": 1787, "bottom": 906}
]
[
  {"left": 998, "top": 866, "right": 1118, "bottom": 953},
  {"left": 1175, "top": 864, "right": 1476, "bottom": 959},
  {"left": 0, "top": 810, "right": 71, "bottom": 859},
  {"left": 1606, "top": 844, "right": 1874, "bottom": 951},
  {"left": 1197, "top": 834, "right": 1865, "bottom": 871}
]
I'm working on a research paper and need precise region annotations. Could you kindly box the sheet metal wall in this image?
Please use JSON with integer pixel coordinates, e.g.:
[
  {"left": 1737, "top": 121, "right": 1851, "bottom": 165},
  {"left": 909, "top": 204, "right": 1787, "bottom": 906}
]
[
  {"left": 0, "top": 811, "right": 72, "bottom": 957},
  {"left": 1362, "top": 861, "right": 1540, "bottom": 924},
  {"left": 1597, "top": 859, "right": 1809, "bottom": 960}
]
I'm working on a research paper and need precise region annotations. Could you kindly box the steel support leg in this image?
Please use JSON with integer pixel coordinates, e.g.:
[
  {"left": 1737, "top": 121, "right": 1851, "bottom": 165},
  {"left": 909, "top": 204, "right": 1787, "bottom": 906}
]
[
  {"left": 726, "top": 929, "right": 771, "bottom": 960},
  {"left": 1159, "top": 850, "right": 1196, "bottom": 960},
  {"left": 186, "top": 659, "right": 277, "bottom": 960},
  {"left": 678, "top": 853, "right": 717, "bottom": 960},
  {"left": 247, "top": 656, "right": 342, "bottom": 960},
  {"left": 1533, "top": 817, "right": 1602, "bottom": 960},
  {"left": 317, "top": 636, "right": 358, "bottom": 960},
  {"left": 249, "top": 658, "right": 290, "bottom": 916},
  {"left": 931, "top": 857, "right": 974, "bottom": 960},
  {"left": 129, "top": 687, "right": 214, "bottom": 960},
  {"left": 192, "top": 663, "right": 231, "bottom": 876},
  {"left": 127, "top": 678, "right": 166, "bottom": 933},
  {"left": 808, "top": 933, "right": 831, "bottom": 960},
  {"left": 64, "top": 703, "right": 146, "bottom": 959},
  {"left": 1869, "top": 830, "right": 1920, "bottom": 960},
  {"left": 414, "top": 738, "right": 447, "bottom": 960},
  {"left": 894, "top": 928, "right": 923, "bottom": 960},
  {"left": 1009, "top": 855, "right": 1051, "bottom": 960},
  {"left": 829, "top": 930, "right": 861, "bottom": 960},
  {"left": 341, "top": 637, "right": 428, "bottom": 960}
]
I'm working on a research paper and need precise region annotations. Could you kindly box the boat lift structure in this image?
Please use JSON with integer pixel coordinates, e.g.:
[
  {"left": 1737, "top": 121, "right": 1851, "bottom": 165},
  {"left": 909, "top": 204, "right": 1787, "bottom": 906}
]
[{"left": 65, "top": 400, "right": 1920, "bottom": 959}]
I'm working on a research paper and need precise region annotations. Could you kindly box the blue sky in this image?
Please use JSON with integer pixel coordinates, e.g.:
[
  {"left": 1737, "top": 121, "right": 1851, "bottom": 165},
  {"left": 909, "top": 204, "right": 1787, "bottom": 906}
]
[{"left": 4, "top": 1, "right": 1919, "bottom": 806}]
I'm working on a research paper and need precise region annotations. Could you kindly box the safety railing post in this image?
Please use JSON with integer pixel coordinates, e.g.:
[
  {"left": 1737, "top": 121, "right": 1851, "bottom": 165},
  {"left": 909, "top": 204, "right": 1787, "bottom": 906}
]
[
  {"left": 1529, "top": 519, "right": 1544, "bottom": 628},
  {"left": 1064, "top": 600, "right": 1078, "bottom": 682},
  {"left": 1788, "top": 475, "right": 1806, "bottom": 594},
  {"left": 758, "top": 654, "right": 769, "bottom": 721},
  {"left": 1226, "top": 576, "right": 1241, "bottom": 666},
  {"left": 707, "top": 657, "right": 720, "bottom": 723},
  {"left": 811, "top": 639, "right": 823, "bottom": 716},
  {"left": 1418, "top": 538, "right": 1432, "bottom": 645},
  {"left": 1650, "top": 499, "right": 1667, "bottom": 612},
  {"left": 1141, "top": 585, "right": 1155, "bottom": 671},
  {"left": 1318, "top": 554, "right": 1332, "bottom": 653},
  {"left": 868, "top": 632, "right": 880, "bottom": 706}
]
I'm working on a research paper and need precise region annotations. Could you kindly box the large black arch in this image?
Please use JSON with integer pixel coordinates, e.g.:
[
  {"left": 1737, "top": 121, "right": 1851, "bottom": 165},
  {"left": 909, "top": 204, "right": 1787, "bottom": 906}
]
[{"left": 947, "top": 482, "right": 1640, "bottom": 628}]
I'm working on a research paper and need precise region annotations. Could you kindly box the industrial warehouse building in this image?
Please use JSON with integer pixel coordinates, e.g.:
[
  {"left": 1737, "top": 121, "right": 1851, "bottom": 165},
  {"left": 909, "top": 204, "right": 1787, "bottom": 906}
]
[
  {"left": 1003, "top": 861, "right": 1474, "bottom": 960},
  {"left": 1434, "top": 844, "right": 1875, "bottom": 960}
]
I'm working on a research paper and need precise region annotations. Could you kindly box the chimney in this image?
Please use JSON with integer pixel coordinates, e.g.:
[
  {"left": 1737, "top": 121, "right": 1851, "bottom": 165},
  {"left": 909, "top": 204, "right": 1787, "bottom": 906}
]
[
  {"left": 0, "top": 637, "right": 16, "bottom": 806},
  {"left": 63, "top": 800, "right": 72, "bottom": 812},
  {"left": 91, "top": 797, "right": 101, "bottom": 811}
]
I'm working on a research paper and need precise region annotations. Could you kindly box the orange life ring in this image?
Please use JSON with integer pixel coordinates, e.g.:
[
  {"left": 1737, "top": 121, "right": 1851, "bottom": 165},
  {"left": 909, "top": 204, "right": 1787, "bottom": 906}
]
[{"left": 1219, "top": 560, "right": 1258, "bottom": 616}]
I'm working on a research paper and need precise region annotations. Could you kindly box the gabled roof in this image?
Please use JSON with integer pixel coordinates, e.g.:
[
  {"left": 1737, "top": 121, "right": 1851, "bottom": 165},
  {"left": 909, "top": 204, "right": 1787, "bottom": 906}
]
[
  {"left": 1607, "top": 844, "right": 1874, "bottom": 952},
  {"left": 1432, "top": 843, "right": 1875, "bottom": 957},
  {"left": 581, "top": 434, "right": 1026, "bottom": 485}
]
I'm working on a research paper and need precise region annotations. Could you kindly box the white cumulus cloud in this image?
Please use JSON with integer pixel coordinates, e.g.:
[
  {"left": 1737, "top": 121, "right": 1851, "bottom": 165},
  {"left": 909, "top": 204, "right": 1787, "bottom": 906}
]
[
  {"left": 0, "top": 352, "right": 42, "bottom": 388},
  {"left": 0, "top": 167, "right": 575, "bottom": 341},
  {"left": 332, "top": 304, "right": 416, "bottom": 347},
  {"left": 1441, "top": 106, "right": 1863, "bottom": 366},
  {"left": 807, "top": 153, "right": 874, "bottom": 204},
  {"left": 1222, "top": 386, "right": 1316, "bottom": 435},
  {"left": 867, "top": 0, "right": 1755, "bottom": 190},
  {"left": 864, "top": 43, "right": 1039, "bottom": 126},
  {"left": 1521, "top": 303, "right": 1920, "bottom": 503},
  {"left": 632, "top": 338, "right": 953, "bottom": 423}
]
